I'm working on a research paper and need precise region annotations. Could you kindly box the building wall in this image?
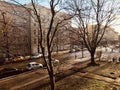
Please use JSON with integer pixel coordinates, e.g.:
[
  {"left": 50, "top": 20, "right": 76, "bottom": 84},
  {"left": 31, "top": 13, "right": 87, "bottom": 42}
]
[
  {"left": 0, "top": 1, "right": 31, "bottom": 57},
  {"left": 26, "top": 3, "right": 71, "bottom": 53},
  {"left": 0, "top": 1, "right": 72, "bottom": 58},
  {"left": 30, "top": 15, "right": 39, "bottom": 55}
]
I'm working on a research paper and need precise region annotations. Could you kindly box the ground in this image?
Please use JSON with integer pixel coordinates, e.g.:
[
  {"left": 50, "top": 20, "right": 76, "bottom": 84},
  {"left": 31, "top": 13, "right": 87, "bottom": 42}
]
[
  {"left": 34, "top": 60, "right": 120, "bottom": 90},
  {"left": 1, "top": 49, "right": 120, "bottom": 90},
  {"left": 33, "top": 47, "right": 120, "bottom": 90}
]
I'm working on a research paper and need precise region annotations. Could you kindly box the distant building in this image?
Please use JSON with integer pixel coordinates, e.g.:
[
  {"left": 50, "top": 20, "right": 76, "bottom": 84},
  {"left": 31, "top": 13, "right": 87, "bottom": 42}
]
[
  {"left": 87, "top": 25, "right": 119, "bottom": 41},
  {"left": 25, "top": 3, "right": 71, "bottom": 53},
  {"left": 103, "top": 27, "right": 119, "bottom": 41},
  {"left": 0, "top": 1, "right": 32, "bottom": 57},
  {"left": 0, "top": 1, "right": 71, "bottom": 58},
  {"left": 69, "top": 25, "right": 119, "bottom": 49}
]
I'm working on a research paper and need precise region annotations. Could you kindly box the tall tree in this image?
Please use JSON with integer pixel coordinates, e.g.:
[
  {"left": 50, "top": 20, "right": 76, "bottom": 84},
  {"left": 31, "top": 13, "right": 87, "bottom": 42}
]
[
  {"left": 11, "top": 0, "right": 72, "bottom": 89},
  {"left": 66, "top": 0, "right": 119, "bottom": 65},
  {"left": 31, "top": 0, "right": 72, "bottom": 89}
]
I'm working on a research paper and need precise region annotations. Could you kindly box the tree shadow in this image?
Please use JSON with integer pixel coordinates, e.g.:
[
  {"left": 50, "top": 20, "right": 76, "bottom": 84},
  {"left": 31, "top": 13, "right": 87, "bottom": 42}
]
[{"left": 55, "top": 63, "right": 91, "bottom": 81}]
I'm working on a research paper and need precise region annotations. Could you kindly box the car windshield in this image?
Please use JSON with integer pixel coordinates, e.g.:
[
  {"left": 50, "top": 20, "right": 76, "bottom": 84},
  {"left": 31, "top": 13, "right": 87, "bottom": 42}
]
[{"left": 27, "top": 64, "right": 31, "bottom": 67}]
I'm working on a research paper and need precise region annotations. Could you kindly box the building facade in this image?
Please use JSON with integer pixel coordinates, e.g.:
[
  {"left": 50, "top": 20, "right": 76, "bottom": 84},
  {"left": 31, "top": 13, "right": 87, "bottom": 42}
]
[
  {"left": 25, "top": 3, "right": 71, "bottom": 54},
  {"left": 0, "top": 1, "right": 71, "bottom": 58},
  {"left": 0, "top": 1, "right": 31, "bottom": 58}
]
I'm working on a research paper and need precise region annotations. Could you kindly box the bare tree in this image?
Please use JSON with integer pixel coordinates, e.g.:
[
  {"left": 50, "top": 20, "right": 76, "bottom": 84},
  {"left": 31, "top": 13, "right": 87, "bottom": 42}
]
[
  {"left": 0, "top": 3, "right": 31, "bottom": 60},
  {"left": 53, "top": 25, "right": 70, "bottom": 53},
  {"left": 69, "top": 27, "right": 85, "bottom": 58},
  {"left": 66, "top": 0, "right": 119, "bottom": 65},
  {"left": 0, "top": 10, "right": 14, "bottom": 59},
  {"left": 31, "top": 1, "right": 72, "bottom": 89},
  {"left": 11, "top": 0, "right": 72, "bottom": 90}
]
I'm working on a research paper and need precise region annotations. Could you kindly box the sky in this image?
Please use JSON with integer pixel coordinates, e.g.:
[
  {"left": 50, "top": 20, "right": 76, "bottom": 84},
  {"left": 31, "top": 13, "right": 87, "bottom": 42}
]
[{"left": 5, "top": 0, "right": 50, "bottom": 7}]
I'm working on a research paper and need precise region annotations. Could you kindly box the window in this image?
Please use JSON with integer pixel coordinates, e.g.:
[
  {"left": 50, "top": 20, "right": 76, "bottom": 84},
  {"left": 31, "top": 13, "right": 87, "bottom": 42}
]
[
  {"left": 12, "top": 11, "right": 17, "bottom": 14},
  {"left": 34, "top": 30, "right": 36, "bottom": 35},
  {"left": 34, "top": 38, "right": 37, "bottom": 44},
  {"left": 24, "top": 12, "right": 27, "bottom": 16},
  {"left": 38, "top": 8, "right": 41, "bottom": 11},
  {"left": 12, "top": 11, "right": 15, "bottom": 14},
  {"left": 24, "top": 20, "right": 27, "bottom": 23},
  {"left": 34, "top": 23, "right": 36, "bottom": 26},
  {"left": 16, "top": 11, "right": 20, "bottom": 14}
]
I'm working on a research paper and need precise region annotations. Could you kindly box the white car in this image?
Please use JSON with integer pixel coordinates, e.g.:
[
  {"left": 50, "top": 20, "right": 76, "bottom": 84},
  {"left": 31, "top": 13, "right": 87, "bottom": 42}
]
[
  {"left": 30, "top": 54, "right": 42, "bottom": 59},
  {"left": 26, "top": 62, "right": 43, "bottom": 70}
]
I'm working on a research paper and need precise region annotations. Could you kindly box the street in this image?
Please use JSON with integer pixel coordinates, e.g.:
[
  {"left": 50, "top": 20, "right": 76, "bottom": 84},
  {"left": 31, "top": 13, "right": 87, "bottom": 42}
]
[
  {"left": 0, "top": 50, "right": 91, "bottom": 90},
  {"left": 0, "top": 48, "right": 119, "bottom": 89}
]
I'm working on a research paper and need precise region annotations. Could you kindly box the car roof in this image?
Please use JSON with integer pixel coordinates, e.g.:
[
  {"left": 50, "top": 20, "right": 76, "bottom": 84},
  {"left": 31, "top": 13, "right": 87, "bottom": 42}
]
[{"left": 29, "top": 62, "right": 37, "bottom": 64}]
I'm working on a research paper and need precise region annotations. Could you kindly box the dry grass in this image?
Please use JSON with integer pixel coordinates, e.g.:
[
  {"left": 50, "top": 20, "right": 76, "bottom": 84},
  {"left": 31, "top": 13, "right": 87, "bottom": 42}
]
[
  {"left": 41, "top": 73, "right": 120, "bottom": 90},
  {"left": 92, "top": 62, "right": 120, "bottom": 79},
  {"left": 40, "top": 61, "right": 120, "bottom": 90},
  {"left": 55, "top": 75, "right": 107, "bottom": 90}
]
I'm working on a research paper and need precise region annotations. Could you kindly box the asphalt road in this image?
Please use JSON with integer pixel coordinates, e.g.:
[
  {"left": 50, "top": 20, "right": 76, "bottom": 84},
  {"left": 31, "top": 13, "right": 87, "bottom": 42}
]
[
  {"left": 0, "top": 50, "right": 91, "bottom": 89},
  {"left": 0, "top": 50, "right": 90, "bottom": 70}
]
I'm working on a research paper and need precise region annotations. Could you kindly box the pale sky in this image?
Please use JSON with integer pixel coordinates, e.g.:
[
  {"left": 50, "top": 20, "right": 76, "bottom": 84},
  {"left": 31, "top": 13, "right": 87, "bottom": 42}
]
[
  {"left": 111, "top": 15, "right": 120, "bottom": 34},
  {"left": 5, "top": 0, "right": 50, "bottom": 7}
]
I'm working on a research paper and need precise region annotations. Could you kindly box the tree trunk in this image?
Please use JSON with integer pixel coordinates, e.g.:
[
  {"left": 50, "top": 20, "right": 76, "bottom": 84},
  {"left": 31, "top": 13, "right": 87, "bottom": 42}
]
[
  {"left": 47, "top": 49, "right": 55, "bottom": 90},
  {"left": 49, "top": 72, "right": 55, "bottom": 90},
  {"left": 90, "top": 52, "right": 96, "bottom": 65}
]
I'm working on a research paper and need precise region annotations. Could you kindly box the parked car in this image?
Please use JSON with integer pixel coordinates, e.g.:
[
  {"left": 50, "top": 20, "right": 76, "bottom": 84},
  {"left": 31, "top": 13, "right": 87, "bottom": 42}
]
[
  {"left": 13, "top": 56, "right": 24, "bottom": 61},
  {"left": 30, "top": 54, "right": 42, "bottom": 59},
  {"left": 69, "top": 49, "right": 76, "bottom": 53},
  {"left": 0, "top": 68, "right": 23, "bottom": 78},
  {"left": 26, "top": 62, "right": 43, "bottom": 70},
  {"left": 24, "top": 56, "right": 30, "bottom": 60},
  {"left": 69, "top": 48, "right": 80, "bottom": 53},
  {"left": 5, "top": 56, "right": 24, "bottom": 62},
  {"left": 5, "top": 57, "right": 14, "bottom": 62},
  {"left": 75, "top": 48, "right": 80, "bottom": 52}
]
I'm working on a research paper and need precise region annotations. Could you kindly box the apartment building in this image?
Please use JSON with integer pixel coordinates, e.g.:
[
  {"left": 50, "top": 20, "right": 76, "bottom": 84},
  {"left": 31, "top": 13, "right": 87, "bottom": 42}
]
[
  {"left": 0, "top": 1, "right": 31, "bottom": 58},
  {"left": 0, "top": 1, "right": 71, "bottom": 58},
  {"left": 26, "top": 3, "right": 71, "bottom": 53}
]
